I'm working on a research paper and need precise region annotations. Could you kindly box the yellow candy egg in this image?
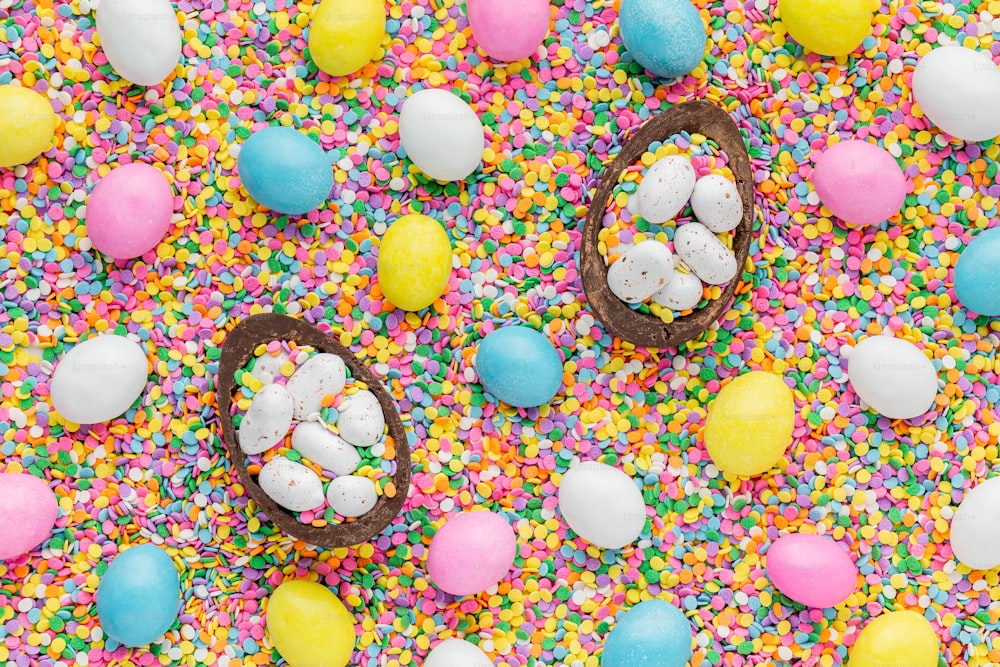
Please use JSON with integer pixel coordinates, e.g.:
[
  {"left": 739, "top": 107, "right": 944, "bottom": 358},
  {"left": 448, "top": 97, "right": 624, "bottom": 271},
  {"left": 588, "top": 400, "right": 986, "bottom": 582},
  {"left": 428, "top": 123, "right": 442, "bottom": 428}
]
[
  {"left": 849, "top": 610, "right": 939, "bottom": 667},
  {"left": 266, "top": 580, "right": 357, "bottom": 667},
  {"left": 703, "top": 371, "right": 794, "bottom": 476},
  {"left": 308, "top": 0, "right": 385, "bottom": 76},
  {"left": 0, "top": 85, "right": 58, "bottom": 168},
  {"left": 378, "top": 214, "right": 453, "bottom": 311},
  {"left": 777, "top": 0, "right": 874, "bottom": 57}
]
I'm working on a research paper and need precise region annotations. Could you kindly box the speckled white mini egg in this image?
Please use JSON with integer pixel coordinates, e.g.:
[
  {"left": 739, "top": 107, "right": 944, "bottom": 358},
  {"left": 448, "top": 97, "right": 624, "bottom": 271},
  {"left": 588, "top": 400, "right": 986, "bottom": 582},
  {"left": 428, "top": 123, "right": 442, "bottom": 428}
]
[
  {"left": 673, "top": 222, "right": 737, "bottom": 285},
  {"left": 291, "top": 421, "right": 361, "bottom": 476},
  {"left": 335, "top": 390, "right": 385, "bottom": 447},
  {"left": 652, "top": 268, "right": 704, "bottom": 311},
  {"left": 239, "top": 384, "right": 294, "bottom": 455},
  {"left": 286, "top": 353, "right": 347, "bottom": 421},
  {"left": 607, "top": 240, "right": 675, "bottom": 304},
  {"left": 691, "top": 173, "right": 742, "bottom": 233},
  {"left": 252, "top": 349, "right": 290, "bottom": 385},
  {"left": 633, "top": 155, "right": 696, "bottom": 224},
  {"left": 258, "top": 457, "right": 325, "bottom": 512},
  {"left": 326, "top": 475, "right": 378, "bottom": 518}
]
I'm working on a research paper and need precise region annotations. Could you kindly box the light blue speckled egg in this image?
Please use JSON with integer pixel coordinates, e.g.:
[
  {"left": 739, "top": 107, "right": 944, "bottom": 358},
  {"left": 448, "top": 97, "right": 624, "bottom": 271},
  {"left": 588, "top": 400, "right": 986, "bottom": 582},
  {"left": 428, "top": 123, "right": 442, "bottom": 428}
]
[
  {"left": 619, "top": 0, "right": 707, "bottom": 79},
  {"left": 602, "top": 599, "right": 693, "bottom": 667},
  {"left": 97, "top": 544, "right": 181, "bottom": 647},
  {"left": 955, "top": 227, "right": 1000, "bottom": 316},
  {"left": 237, "top": 126, "right": 333, "bottom": 215},
  {"left": 474, "top": 326, "right": 563, "bottom": 408}
]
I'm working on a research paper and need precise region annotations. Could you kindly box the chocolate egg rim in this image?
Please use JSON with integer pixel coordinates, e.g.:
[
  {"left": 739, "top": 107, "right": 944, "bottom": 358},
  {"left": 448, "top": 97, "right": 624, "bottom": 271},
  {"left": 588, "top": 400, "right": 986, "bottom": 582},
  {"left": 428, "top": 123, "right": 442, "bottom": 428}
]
[
  {"left": 217, "top": 313, "right": 411, "bottom": 549},
  {"left": 580, "top": 99, "right": 755, "bottom": 349}
]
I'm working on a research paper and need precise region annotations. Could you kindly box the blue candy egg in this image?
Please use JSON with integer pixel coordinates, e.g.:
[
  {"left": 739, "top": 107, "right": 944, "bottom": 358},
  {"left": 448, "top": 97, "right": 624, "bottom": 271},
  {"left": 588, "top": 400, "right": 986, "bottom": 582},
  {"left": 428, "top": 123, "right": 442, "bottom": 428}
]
[
  {"left": 97, "top": 544, "right": 181, "bottom": 647},
  {"left": 955, "top": 227, "right": 1000, "bottom": 316},
  {"left": 602, "top": 599, "right": 693, "bottom": 667},
  {"left": 475, "top": 325, "right": 563, "bottom": 408},
  {"left": 619, "top": 0, "right": 707, "bottom": 79},
  {"left": 237, "top": 126, "right": 333, "bottom": 215}
]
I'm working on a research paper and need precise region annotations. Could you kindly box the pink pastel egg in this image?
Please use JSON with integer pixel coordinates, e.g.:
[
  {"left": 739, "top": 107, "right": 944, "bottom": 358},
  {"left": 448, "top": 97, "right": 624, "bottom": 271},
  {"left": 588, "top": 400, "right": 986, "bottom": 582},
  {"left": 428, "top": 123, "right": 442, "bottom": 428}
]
[
  {"left": 0, "top": 473, "right": 59, "bottom": 560},
  {"left": 765, "top": 533, "right": 858, "bottom": 608},
  {"left": 467, "top": 0, "right": 550, "bottom": 62},
  {"left": 86, "top": 163, "right": 174, "bottom": 260},
  {"left": 426, "top": 511, "right": 516, "bottom": 596},
  {"left": 811, "top": 140, "right": 906, "bottom": 227}
]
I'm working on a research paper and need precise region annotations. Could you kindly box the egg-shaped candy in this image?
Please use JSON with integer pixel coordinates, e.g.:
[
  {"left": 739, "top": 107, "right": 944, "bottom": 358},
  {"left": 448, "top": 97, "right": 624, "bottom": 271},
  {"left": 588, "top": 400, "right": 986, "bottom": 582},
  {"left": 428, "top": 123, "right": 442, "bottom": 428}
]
[
  {"left": 602, "top": 599, "right": 693, "bottom": 667},
  {"left": 474, "top": 326, "right": 563, "bottom": 408},
  {"left": 237, "top": 127, "right": 333, "bottom": 215},
  {"left": 619, "top": 0, "right": 706, "bottom": 79},
  {"left": 0, "top": 473, "right": 59, "bottom": 560},
  {"left": 777, "top": 0, "right": 873, "bottom": 57},
  {"left": 97, "top": 544, "right": 181, "bottom": 647},
  {"left": 703, "top": 371, "right": 794, "bottom": 476},
  {"left": 291, "top": 422, "right": 361, "bottom": 476},
  {"left": 468, "top": 0, "right": 549, "bottom": 62},
  {"left": 258, "top": 458, "right": 325, "bottom": 512},
  {"left": 50, "top": 335, "right": 149, "bottom": 424},
  {"left": 558, "top": 461, "right": 646, "bottom": 549},
  {"left": 607, "top": 240, "right": 675, "bottom": 304},
  {"left": 633, "top": 155, "right": 696, "bottom": 224},
  {"left": 652, "top": 269, "right": 703, "bottom": 311},
  {"left": 336, "top": 390, "right": 385, "bottom": 447},
  {"left": 399, "top": 89, "right": 485, "bottom": 182},
  {"left": 849, "top": 610, "right": 939, "bottom": 667},
  {"left": 286, "top": 353, "right": 347, "bottom": 421},
  {"left": 0, "top": 85, "right": 58, "bottom": 168},
  {"left": 326, "top": 475, "right": 378, "bottom": 518},
  {"left": 811, "top": 140, "right": 905, "bottom": 227},
  {"left": 266, "top": 580, "right": 357, "bottom": 667},
  {"left": 846, "top": 336, "right": 937, "bottom": 420},
  {"left": 425, "top": 638, "right": 493, "bottom": 667},
  {"left": 949, "top": 476, "right": 1000, "bottom": 570},
  {"left": 238, "top": 384, "right": 294, "bottom": 455},
  {"left": 673, "top": 222, "right": 738, "bottom": 286},
  {"left": 912, "top": 45, "right": 1000, "bottom": 143},
  {"left": 378, "top": 214, "right": 453, "bottom": 311},
  {"left": 954, "top": 227, "right": 1000, "bottom": 316},
  {"left": 86, "top": 163, "right": 175, "bottom": 260},
  {"left": 765, "top": 534, "right": 858, "bottom": 607},
  {"left": 95, "top": 0, "right": 182, "bottom": 86},
  {"left": 427, "top": 511, "right": 517, "bottom": 596},
  {"left": 690, "top": 173, "right": 742, "bottom": 233},
  {"left": 308, "top": 0, "right": 385, "bottom": 76}
]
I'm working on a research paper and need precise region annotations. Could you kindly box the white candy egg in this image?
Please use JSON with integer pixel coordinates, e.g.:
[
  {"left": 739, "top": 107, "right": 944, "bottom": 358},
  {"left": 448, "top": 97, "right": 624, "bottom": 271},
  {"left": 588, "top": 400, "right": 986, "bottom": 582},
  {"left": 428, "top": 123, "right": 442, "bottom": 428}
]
[
  {"left": 286, "top": 353, "right": 347, "bottom": 421},
  {"left": 335, "top": 390, "right": 385, "bottom": 447},
  {"left": 606, "top": 240, "right": 675, "bottom": 304},
  {"left": 50, "top": 334, "right": 149, "bottom": 424},
  {"left": 399, "top": 88, "right": 485, "bottom": 182},
  {"left": 950, "top": 476, "right": 1000, "bottom": 570},
  {"left": 238, "top": 384, "right": 294, "bottom": 455},
  {"left": 95, "top": 0, "right": 182, "bottom": 86},
  {"left": 558, "top": 460, "right": 647, "bottom": 549},
  {"left": 258, "top": 457, "right": 325, "bottom": 512},
  {"left": 846, "top": 336, "right": 938, "bottom": 419},
  {"left": 326, "top": 475, "right": 378, "bottom": 518},
  {"left": 691, "top": 173, "right": 742, "bottom": 232},
  {"left": 652, "top": 268, "right": 704, "bottom": 311},
  {"left": 633, "top": 155, "right": 696, "bottom": 224},
  {"left": 912, "top": 45, "right": 1000, "bottom": 143},
  {"left": 673, "top": 222, "right": 738, "bottom": 285},
  {"left": 252, "top": 349, "right": 290, "bottom": 385},
  {"left": 424, "top": 639, "right": 493, "bottom": 667},
  {"left": 291, "top": 421, "right": 361, "bottom": 476}
]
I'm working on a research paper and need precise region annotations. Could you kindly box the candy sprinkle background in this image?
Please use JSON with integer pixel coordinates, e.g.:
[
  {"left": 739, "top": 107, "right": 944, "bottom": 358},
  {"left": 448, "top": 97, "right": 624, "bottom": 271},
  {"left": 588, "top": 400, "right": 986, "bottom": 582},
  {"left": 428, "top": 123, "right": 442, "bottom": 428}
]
[{"left": 2, "top": 0, "right": 1000, "bottom": 665}]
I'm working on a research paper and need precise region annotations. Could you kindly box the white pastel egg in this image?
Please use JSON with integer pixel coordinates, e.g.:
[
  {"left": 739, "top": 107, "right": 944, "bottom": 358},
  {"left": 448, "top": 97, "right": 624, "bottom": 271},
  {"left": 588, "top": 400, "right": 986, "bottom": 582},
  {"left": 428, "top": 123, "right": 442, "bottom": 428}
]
[
  {"left": 252, "top": 349, "right": 290, "bottom": 385},
  {"left": 424, "top": 638, "right": 493, "bottom": 667},
  {"left": 286, "top": 353, "right": 347, "bottom": 421},
  {"left": 95, "top": 0, "right": 182, "bottom": 86},
  {"left": 326, "top": 475, "right": 378, "bottom": 518},
  {"left": 607, "top": 240, "right": 675, "bottom": 304},
  {"left": 558, "top": 460, "right": 647, "bottom": 549},
  {"left": 399, "top": 88, "right": 485, "bottom": 182},
  {"left": 846, "top": 336, "right": 938, "bottom": 419},
  {"left": 335, "top": 390, "right": 385, "bottom": 447},
  {"left": 50, "top": 334, "right": 149, "bottom": 424},
  {"left": 691, "top": 173, "right": 742, "bottom": 233},
  {"left": 912, "top": 45, "right": 1000, "bottom": 143},
  {"left": 950, "top": 476, "right": 1000, "bottom": 570},
  {"left": 238, "top": 384, "right": 294, "bottom": 455},
  {"left": 633, "top": 155, "right": 696, "bottom": 224},
  {"left": 673, "top": 222, "right": 738, "bottom": 285},
  {"left": 652, "top": 268, "right": 704, "bottom": 311},
  {"left": 291, "top": 421, "right": 361, "bottom": 476},
  {"left": 258, "top": 457, "right": 325, "bottom": 512}
]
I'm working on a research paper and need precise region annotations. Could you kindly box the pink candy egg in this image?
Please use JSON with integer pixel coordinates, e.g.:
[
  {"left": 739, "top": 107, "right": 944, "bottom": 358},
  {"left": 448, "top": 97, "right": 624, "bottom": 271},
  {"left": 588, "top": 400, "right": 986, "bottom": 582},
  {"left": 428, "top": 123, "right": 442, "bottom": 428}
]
[
  {"left": 811, "top": 140, "right": 906, "bottom": 227},
  {"left": 467, "top": 0, "right": 550, "bottom": 63},
  {"left": 86, "top": 163, "right": 174, "bottom": 260},
  {"left": 0, "top": 473, "right": 59, "bottom": 560},
  {"left": 426, "top": 511, "right": 516, "bottom": 596},
  {"left": 765, "top": 533, "right": 858, "bottom": 608}
]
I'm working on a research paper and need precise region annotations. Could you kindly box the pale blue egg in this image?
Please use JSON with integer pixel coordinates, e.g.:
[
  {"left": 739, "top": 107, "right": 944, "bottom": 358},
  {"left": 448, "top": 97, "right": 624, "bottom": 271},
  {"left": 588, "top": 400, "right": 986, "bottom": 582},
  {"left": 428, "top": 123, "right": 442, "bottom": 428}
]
[
  {"left": 619, "top": 0, "right": 707, "bottom": 79},
  {"left": 237, "top": 126, "right": 333, "bottom": 215},
  {"left": 602, "top": 599, "right": 693, "bottom": 667},
  {"left": 955, "top": 227, "right": 1000, "bottom": 316},
  {"left": 97, "top": 544, "right": 181, "bottom": 647},
  {"left": 475, "top": 326, "right": 563, "bottom": 408}
]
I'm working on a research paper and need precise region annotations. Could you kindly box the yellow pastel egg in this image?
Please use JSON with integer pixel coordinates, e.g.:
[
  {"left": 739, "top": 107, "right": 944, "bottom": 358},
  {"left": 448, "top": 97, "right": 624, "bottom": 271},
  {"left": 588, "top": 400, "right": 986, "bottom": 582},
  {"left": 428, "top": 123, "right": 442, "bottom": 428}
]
[
  {"left": 703, "top": 371, "right": 794, "bottom": 476},
  {"left": 308, "top": 0, "right": 385, "bottom": 76},
  {"left": 0, "top": 85, "right": 58, "bottom": 168},
  {"left": 378, "top": 214, "right": 453, "bottom": 311},
  {"left": 849, "top": 610, "right": 939, "bottom": 667},
  {"left": 777, "top": 0, "right": 874, "bottom": 57},
  {"left": 266, "top": 580, "right": 357, "bottom": 667}
]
